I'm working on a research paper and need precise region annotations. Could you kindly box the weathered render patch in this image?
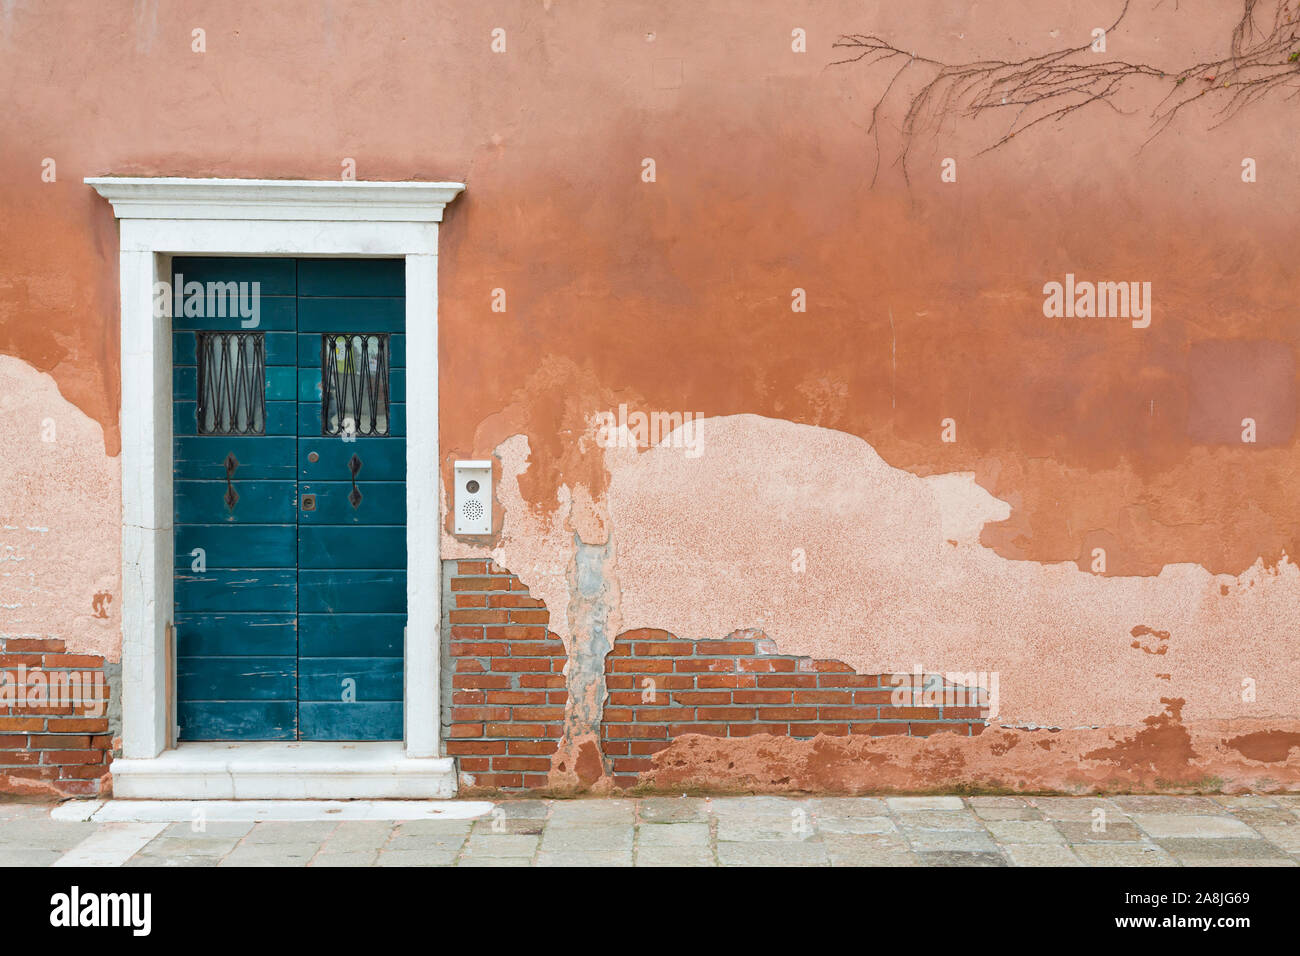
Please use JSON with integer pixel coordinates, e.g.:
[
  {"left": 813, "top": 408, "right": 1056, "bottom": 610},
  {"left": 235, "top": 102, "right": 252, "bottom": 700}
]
[
  {"left": 0, "top": 356, "right": 120, "bottom": 662},
  {"left": 441, "top": 412, "right": 1299, "bottom": 791},
  {"left": 639, "top": 703, "right": 1300, "bottom": 794},
  {"left": 604, "top": 415, "right": 1300, "bottom": 729}
]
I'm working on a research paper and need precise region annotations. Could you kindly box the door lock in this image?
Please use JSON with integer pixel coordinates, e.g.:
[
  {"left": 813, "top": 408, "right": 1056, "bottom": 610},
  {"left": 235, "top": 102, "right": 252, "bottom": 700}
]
[{"left": 301, "top": 494, "right": 316, "bottom": 511}]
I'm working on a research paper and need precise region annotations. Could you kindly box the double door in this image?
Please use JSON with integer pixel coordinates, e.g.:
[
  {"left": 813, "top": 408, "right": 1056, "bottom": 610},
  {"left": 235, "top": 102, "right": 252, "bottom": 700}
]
[{"left": 172, "top": 257, "right": 406, "bottom": 740}]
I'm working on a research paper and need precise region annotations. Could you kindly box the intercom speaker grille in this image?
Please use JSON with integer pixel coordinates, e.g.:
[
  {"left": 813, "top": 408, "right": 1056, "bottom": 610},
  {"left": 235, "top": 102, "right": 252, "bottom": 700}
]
[{"left": 454, "top": 459, "right": 492, "bottom": 535}]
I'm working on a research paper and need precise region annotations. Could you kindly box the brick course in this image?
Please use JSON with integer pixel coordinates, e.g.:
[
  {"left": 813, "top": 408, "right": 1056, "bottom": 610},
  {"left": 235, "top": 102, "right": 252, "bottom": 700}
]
[
  {"left": 444, "top": 562, "right": 989, "bottom": 792},
  {"left": 445, "top": 560, "right": 567, "bottom": 791},
  {"left": 601, "top": 628, "right": 988, "bottom": 789},
  {"left": 0, "top": 636, "right": 113, "bottom": 796}
]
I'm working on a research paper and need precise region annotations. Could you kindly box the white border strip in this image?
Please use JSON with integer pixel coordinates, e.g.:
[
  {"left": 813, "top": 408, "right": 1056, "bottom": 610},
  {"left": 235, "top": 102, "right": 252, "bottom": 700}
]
[
  {"left": 86, "top": 177, "right": 464, "bottom": 794},
  {"left": 53, "top": 800, "right": 495, "bottom": 823},
  {"left": 52, "top": 822, "right": 168, "bottom": 867}
]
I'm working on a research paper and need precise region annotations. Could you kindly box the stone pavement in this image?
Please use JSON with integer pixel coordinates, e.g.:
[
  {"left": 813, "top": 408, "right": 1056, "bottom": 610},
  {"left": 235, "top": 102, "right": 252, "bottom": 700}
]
[{"left": 3, "top": 794, "right": 1300, "bottom": 866}]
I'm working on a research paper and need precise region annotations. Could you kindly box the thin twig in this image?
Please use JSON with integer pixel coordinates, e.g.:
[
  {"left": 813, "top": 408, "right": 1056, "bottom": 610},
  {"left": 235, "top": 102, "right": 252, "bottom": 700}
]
[{"left": 833, "top": 0, "right": 1300, "bottom": 179}]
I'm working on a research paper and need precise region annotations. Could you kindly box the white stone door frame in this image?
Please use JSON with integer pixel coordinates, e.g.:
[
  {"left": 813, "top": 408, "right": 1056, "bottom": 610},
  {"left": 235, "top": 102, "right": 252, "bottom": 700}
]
[{"left": 86, "top": 178, "right": 464, "bottom": 798}]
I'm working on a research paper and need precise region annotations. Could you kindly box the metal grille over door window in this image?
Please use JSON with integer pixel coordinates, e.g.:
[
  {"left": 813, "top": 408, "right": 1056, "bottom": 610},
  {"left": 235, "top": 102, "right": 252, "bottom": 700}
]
[
  {"left": 196, "top": 332, "right": 266, "bottom": 435},
  {"left": 322, "top": 333, "right": 390, "bottom": 437}
]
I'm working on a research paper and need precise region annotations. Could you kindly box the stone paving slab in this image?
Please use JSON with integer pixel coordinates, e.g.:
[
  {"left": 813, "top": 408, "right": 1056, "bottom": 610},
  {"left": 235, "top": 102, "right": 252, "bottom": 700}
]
[
  {"left": 636, "top": 822, "right": 711, "bottom": 847},
  {"left": 3, "top": 794, "right": 1298, "bottom": 867},
  {"left": 1002, "top": 844, "right": 1084, "bottom": 866},
  {"left": 824, "top": 834, "right": 918, "bottom": 866},
  {"left": 635, "top": 846, "right": 715, "bottom": 866},
  {"left": 637, "top": 797, "right": 711, "bottom": 823},
  {"left": 1130, "top": 814, "right": 1259, "bottom": 838},
  {"left": 984, "top": 820, "right": 1067, "bottom": 844}
]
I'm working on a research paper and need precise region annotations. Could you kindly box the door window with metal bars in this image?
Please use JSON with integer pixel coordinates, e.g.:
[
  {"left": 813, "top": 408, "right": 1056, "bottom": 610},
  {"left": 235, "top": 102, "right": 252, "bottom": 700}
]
[
  {"left": 321, "top": 333, "right": 390, "bottom": 437},
  {"left": 196, "top": 331, "right": 266, "bottom": 435}
]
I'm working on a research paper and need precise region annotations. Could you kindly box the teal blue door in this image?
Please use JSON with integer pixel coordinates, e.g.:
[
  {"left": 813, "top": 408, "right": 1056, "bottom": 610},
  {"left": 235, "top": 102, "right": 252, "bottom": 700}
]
[{"left": 173, "top": 257, "right": 406, "bottom": 741}]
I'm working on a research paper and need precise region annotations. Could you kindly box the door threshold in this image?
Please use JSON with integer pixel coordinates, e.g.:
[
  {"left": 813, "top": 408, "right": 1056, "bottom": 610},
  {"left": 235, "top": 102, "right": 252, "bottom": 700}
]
[
  {"left": 110, "top": 742, "right": 457, "bottom": 800},
  {"left": 52, "top": 798, "right": 492, "bottom": 823}
]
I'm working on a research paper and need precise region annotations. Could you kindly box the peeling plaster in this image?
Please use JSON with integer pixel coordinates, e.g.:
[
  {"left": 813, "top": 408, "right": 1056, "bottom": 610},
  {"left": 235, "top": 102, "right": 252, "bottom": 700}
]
[
  {"left": 550, "top": 535, "right": 620, "bottom": 790},
  {"left": 445, "top": 413, "right": 1300, "bottom": 784},
  {"left": 640, "top": 710, "right": 1300, "bottom": 794},
  {"left": 0, "top": 356, "right": 120, "bottom": 661},
  {"left": 605, "top": 415, "right": 1300, "bottom": 730}
]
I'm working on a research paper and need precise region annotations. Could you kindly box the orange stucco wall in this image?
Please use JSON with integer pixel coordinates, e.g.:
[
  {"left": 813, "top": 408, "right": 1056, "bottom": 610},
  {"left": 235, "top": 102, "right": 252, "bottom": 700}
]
[{"left": 2, "top": 0, "right": 1298, "bottom": 791}]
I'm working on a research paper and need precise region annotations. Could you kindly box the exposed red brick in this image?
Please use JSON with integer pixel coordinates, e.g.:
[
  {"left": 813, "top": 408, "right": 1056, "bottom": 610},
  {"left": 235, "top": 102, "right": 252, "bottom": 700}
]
[
  {"left": 3, "top": 639, "right": 65, "bottom": 653},
  {"left": 451, "top": 642, "right": 509, "bottom": 656},
  {"left": 599, "top": 628, "right": 986, "bottom": 789},
  {"left": 491, "top": 756, "right": 551, "bottom": 772},
  {"left": 0, "top": 718, "right": 44, "bottom": 732},
  {"left": 509, "top": 610, "right": 549, "bottom": 625},
  {"left": 27, "top": 735, "right": 90, "bottom": 748},
  {"left": 910, "top": 723, "right": 973, "bottom": 737},
  {"left": 519, "top": 674, "right": 566, "bottom": 688},
  {"left": 0, "top": 655, "right": 44, "bottom": 667},
  {"left": 488, "top": 594, "right": 547, "bottom": 608},
  {"left": 697, "top": 674, "right": 756, "bottom": 688},
  {"left": 452, "top": 707, "right": 511, "bottom": 722},
  {"left": 507, "top": 740, "right": 559, "bottom": 755},
  {"left": 449, "top": 609, "right": 508, "bottom": 624},
  {"left": 734, "top": 690, "right": 791, "bottom": 704},
  {"left": 451, "top": 576, "right": 500, "bottom": 591},
  {"left": 447, "top": 740, "right": 506, "bottom": 755},
  {"left": 704, "top": 641, "right": 758, "bottom": 655},
  {"left": 672, "top": 691, "right": 730, "bottom": 706},
  {"left": 42, "top": 654, "right": 103, "bottom": 668},
  {"left": 446, "top": 564, "right": 984, "bottom": 795},
  {"left": 59, "top": 764, "right": 112, "bottom": 779},
  {"left": 39, "top": 749, "right": 105, "bottom": 765},
  {"left": 467, "top": 772, "right": 522, "bottom": 788},
  {"left": 635, "top": 641, "right": 695, "bottom": 656},
  {"left": 495, "top": 625, "right": 548, "bottom": 640},
  {"left": 511, "top": 706, "right": 566, "bottom": 721},
  {"left": 730, "top": 723, "right": 790, "bottom": 737},
  {"left": 485, "top": 690, "right": 548, "bottom": 705},
  {"left": 488, "top": 658, "right": 553, "bottom": 672}
]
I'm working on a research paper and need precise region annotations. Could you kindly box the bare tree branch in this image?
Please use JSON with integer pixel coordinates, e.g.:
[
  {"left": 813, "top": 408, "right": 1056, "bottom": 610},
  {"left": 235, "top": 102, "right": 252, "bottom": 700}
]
[{"left": 834, "top": 0, "right": 1300, "bottom": 181}]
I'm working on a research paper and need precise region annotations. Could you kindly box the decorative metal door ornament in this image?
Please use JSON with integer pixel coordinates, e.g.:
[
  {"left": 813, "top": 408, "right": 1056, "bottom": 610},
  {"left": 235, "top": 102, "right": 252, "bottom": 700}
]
[
  {"left": 347, "top": 453, "right": 363, "bottom": 509},
  {"left": 222, "top": 452, "right": 239, "bottom": 510}
]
